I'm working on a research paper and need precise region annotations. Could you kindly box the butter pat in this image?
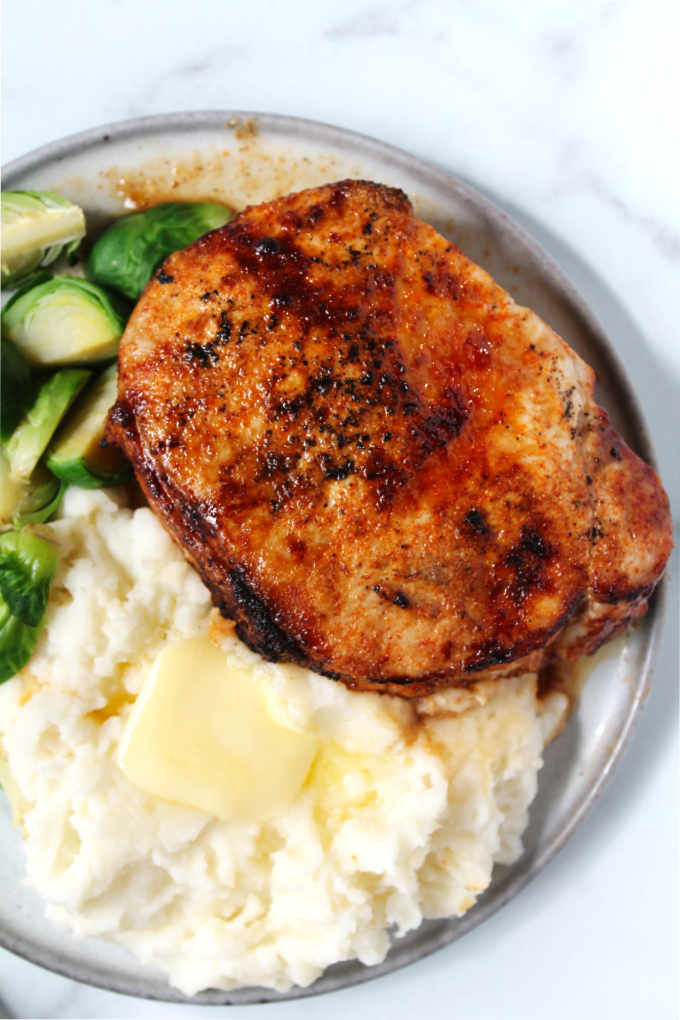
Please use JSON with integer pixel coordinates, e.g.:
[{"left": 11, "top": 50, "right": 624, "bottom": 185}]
[{"left": 118, "top": 636, "right": 318, "bottom": 822}]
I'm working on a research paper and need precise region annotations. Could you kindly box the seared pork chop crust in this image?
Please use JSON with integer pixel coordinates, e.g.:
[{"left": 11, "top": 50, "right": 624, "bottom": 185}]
[{"left": 108, "top": 180, "right": 672, "bottom": 695}]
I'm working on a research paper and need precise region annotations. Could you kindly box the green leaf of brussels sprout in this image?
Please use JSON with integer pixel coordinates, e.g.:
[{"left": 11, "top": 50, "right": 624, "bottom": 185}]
[
  {"left": 0, "top": 530, "right": 58, "bottom": 626},
  {"left": 11, "top": 464, "right": 65, "bottom": 527},
  {"left": 0, "top": 449, "right": 65, "bottom": 529},
  {"left": 0, "top": 448, "right": 25, "bottom": 525},
  {"left": 87, "top": 201, "right": 233, "bottom": 301},
  {"left": 0, "top": 592, "right": 45, "bottom": 684},
  {"left": 1, "top": 338, "right": 34, "bottom": 441},
  {"left": 0, "top": 528, "right": 57, "bottom": 683},
  {"left": 46, "top": 363, "right": 131, "bottom": 488},
  {"left": 4, "top": 367, "right": 91, "bottom": 481},
  {"left": 1, "top": 190, "right": 86, "bottom": 288}
]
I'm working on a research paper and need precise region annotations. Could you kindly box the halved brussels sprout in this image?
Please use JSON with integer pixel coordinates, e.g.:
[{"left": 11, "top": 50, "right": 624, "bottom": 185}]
[
  {"left": 11, "top": 464, "right": 65, "bottom": 527},
  {"left": 47, "top": 363, "right": 131, "bottom": 488},
  {"left": 87, "top": 201, "right": 233, "bottom": 300},
  {"left": 2, "top": 276, "right": 126, "bottom": 366},
  {"left": 4, "top": 367, "right": 91, "bottom": 482},
  {"left": 0, "top": 594, "right": 44, "bottom": 684},
  {"left": 0, "top": 449, "right": 64, "bottom": 529},
  {"left": 0, "top": 448, "right": 25, "bottom": 525},
  {"left": 1, "top": 337, "right": 33, "bottom": 441},
  {"left": 0, "top": 530, "right": 58, "bottom": 683},
  {"left": 0, "top": 529, "right": 58, "bottom": 626},
  {"left": 1, "top": 190, "right": 86, "bottom": 288}
]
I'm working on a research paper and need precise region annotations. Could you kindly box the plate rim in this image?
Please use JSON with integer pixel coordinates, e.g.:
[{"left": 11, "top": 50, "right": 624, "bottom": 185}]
[{"left": 0, "top": 109, "right": 669, "bottom": 1005}]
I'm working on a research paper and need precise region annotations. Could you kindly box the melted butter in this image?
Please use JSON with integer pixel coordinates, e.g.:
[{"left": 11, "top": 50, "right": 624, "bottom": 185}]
[
  {"left": 308, "top": 744, "right": 374, "bottom": 795},
  {"left": 87, "top": 688, "right": 136, "bottom": 725},
  {"left": 118, "top": 636, "right": 318, "bottom": 822},
  {"left": 19, "top": 671, "right": 40, "bottom": 707},
  {"left": 306, "top": 744, "right": 381, "bottom": 843}
]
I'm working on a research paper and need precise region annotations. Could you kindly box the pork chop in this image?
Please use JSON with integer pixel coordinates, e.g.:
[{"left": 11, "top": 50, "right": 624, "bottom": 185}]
[{"left": 107, "top": 180, "right": 672, "bottom": 696}]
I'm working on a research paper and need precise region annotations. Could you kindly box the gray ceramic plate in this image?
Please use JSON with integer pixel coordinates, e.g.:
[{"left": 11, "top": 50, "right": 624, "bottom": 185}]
[{"left": 0, "top": 112, "right": 666, "bottom": 1004}]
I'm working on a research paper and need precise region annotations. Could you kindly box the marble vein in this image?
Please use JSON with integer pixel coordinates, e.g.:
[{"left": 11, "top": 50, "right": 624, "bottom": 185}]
[
  {"left": 585, "top": 172, "right": 680, "bottom": 262},
  {"left": 326, "top": 0, "right": 420, "bottom": 40}
]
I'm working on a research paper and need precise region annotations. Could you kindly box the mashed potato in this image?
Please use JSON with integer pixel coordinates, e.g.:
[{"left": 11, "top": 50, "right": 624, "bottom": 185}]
[{"left": 0, "top": 489, "right": 567, "bottom": 994}]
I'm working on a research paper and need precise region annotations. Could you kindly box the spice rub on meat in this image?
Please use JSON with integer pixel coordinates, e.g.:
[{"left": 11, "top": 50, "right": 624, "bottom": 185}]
[{"left": 107, "top": 180, "right": 672, "bottom": 696}]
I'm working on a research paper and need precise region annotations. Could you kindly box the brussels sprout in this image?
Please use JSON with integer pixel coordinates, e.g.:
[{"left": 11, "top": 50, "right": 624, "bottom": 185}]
[
  {"left": 1, "top": 190, "right": 86, "bottom": 287},
  {"left": 2, "top": 276, "right": 126, "bottom": 366},
  {"left": 0, "top": 528, "right": 57, "bottom": 683},
  {"left": 0, "top": 449, "right": 64, "bottom": 529},
  {"left": 0, "top": 529, "right": 58, "bottom": 626},
  {"left": 0, "top": 594, "right": 44, "bottom": 684},
  {"left": 4, "top": 368, "right": 91, "bottom": 481},
  {"left": 47, "top": 363, "right": 131, "bottom": 488},
  {"left": 87, "top": 201, "right": 233, "bottom": 300},
  {"left": 1, "top": 338, "right": 33, "bottom": 441},
  {"left": 0, "top": 448, "right": 25, "bottom": 524},
  {"left": 11, "top": 464, "right": 65, "bottom": 527}
]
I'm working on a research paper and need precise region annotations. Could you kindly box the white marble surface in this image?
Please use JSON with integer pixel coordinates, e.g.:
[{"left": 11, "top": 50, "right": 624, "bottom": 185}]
[{"left": 1, "top": 0, "right": 678, "bottom": 1016}]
